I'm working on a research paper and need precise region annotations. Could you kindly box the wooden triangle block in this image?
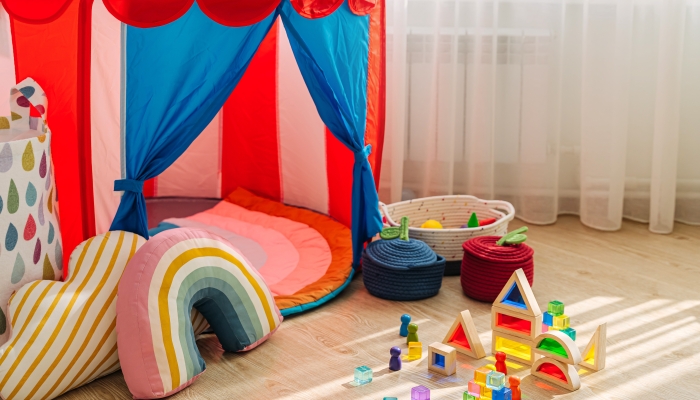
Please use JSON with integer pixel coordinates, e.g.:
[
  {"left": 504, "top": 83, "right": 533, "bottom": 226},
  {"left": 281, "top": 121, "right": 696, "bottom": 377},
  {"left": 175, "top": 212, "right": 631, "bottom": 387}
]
[
  {"left": 442, "top": 310, "right": 486, "bottom": 359},
  {"left": 493, "top": 268, "right": 541, "bottom": 316},
  {"left": 531, "top": 358, "right": 581, "bottom": 391},
  {"left": 579, "top": 323, "right": 606, "bottom": 371}
]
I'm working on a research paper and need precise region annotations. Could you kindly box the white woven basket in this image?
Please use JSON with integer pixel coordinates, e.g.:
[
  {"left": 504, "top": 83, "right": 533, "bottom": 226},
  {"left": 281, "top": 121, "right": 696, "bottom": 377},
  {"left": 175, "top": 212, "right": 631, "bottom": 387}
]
[{"left": 379, "top": 195, "right": 515, "bottom": 262}]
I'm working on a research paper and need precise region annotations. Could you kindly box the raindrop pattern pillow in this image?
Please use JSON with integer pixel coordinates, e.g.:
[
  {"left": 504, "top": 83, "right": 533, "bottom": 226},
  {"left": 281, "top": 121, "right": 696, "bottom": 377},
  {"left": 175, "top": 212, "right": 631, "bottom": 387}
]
[{"left": 0, "top": 78, "right": 62, "bottom": 345}]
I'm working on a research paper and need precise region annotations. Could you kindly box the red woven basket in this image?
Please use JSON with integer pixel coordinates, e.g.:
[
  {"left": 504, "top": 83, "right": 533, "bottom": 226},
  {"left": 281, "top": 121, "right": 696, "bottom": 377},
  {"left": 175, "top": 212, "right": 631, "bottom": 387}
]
[{"left": 460, "top": 236, "right": 535, "bottom": 302}]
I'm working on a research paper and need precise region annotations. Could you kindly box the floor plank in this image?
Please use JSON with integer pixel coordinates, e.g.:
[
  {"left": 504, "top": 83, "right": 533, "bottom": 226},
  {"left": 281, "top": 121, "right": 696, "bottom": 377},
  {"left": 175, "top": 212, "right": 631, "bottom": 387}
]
[{"left": 59, "top": 216, "right": 700, "bottom": 400}]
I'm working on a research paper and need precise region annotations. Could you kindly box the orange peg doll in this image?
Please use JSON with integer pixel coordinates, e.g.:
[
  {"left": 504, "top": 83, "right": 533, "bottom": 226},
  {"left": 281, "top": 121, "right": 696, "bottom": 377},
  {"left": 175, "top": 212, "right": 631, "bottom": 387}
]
[{"left": 509, "top": 375, "right": 521, "bottom": 400}]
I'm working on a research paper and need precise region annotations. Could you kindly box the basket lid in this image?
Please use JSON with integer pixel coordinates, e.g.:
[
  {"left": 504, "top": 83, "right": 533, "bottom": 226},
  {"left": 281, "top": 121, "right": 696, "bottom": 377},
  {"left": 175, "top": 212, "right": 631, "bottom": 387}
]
[
  {"left": 462, "top": 236, "right": 534, "bottom": 263},
  {"left": 364, "top": 239, "right": 438, "bottom": 270}
]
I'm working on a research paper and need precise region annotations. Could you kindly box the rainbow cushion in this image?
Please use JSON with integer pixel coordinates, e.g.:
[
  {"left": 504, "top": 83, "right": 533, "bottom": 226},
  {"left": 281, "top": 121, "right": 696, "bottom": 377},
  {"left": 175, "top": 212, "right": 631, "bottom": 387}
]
[{"left": 116, "top": 228, "right": 282, "bottom": 399}]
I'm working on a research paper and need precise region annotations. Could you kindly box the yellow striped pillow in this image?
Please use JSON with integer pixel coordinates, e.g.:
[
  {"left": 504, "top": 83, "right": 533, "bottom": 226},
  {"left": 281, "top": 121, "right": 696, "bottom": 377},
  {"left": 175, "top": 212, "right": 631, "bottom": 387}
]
[{"left": 0, "top": 231, "right": 146, "bottom": 400}]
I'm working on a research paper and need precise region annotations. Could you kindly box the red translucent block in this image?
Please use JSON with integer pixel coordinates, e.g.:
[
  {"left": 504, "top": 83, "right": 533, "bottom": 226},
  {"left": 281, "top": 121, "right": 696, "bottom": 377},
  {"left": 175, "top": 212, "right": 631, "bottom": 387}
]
[
  {"left": 496, "top": 313, "right": 532, "bottom": 335},
  {"left": 537, "top": 362, "right": 567, "bottom": 382},
  {"left": 449, "top": 324, "right": 472, "bottom": 350}
]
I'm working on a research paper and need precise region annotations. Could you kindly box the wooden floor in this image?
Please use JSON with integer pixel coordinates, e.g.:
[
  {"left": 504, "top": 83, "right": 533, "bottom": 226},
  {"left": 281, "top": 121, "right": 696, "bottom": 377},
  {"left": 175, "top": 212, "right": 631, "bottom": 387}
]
[{"left": 60, "top": 216, "right": 700, "bottom": 400}]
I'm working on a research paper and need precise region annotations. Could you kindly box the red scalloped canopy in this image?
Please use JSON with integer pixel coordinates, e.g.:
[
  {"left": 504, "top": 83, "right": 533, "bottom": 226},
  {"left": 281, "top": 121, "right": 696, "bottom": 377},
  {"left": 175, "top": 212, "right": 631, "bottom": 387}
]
[
  {"left": 1, "top": 0, "right": 72, "bottom": 23},
  {"left": 1, "top": 0, "right": 377, "bottom": 26}
]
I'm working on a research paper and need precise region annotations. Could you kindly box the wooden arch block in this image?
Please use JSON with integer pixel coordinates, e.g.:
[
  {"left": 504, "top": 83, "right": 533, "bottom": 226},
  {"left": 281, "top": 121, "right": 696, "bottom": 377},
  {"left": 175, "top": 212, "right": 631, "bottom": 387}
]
[
  {"left": 531, "top": 357, "right": 581, "bottom": 391},
  {"left": 533, "top": 331, "right": 582, "bottom": 365}
]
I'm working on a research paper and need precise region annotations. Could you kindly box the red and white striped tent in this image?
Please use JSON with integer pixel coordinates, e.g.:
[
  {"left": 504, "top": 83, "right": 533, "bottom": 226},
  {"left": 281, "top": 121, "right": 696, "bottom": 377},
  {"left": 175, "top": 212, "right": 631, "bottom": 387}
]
[{"left": 0, "top": 0, "right": 385, "bottom": 263}]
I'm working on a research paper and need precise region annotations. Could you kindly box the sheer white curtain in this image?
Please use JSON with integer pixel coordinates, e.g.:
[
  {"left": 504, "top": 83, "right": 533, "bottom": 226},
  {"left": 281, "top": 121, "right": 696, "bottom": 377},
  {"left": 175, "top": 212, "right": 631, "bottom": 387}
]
[{"left": 380, "top": 0, "right": 700, "bottom": 233}]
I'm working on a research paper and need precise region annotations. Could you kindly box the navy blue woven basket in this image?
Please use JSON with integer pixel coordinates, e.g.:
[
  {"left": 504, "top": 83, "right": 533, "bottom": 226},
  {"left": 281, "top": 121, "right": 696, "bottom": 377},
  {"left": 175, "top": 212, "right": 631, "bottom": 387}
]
[{"left": 362, "top": 239, "right": 445, "bottom": 301}]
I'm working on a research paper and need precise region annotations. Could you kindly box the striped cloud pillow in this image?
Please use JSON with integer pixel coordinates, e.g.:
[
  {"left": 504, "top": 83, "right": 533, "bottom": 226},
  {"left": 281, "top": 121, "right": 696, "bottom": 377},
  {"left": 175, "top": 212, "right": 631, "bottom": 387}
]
[{"left": 0, "top": 231, "right": 146, "bottom": 400}]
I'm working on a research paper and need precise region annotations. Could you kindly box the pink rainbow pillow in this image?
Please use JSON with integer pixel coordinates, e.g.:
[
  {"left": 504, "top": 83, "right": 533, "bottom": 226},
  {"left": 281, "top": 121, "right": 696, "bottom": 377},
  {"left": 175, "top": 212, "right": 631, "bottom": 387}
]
[{"left": 116, "top": 228, "right": 282, "bottom": 399}]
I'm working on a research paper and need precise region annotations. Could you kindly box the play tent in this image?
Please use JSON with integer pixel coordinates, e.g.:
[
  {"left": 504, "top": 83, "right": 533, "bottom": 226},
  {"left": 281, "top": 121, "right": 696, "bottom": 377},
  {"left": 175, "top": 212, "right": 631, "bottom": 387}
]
[{"left": 0, "top": 0, "right": 385, "bottom": 274}]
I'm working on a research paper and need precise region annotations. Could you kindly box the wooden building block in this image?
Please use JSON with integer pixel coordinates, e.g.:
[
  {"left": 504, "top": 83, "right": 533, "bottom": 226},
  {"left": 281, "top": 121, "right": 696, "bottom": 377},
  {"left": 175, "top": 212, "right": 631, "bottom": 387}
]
[
  {"left": 492, "top": 331, "right": 539, "bottom": 366},
  {"left": 579, "top": 323, "right": 606, "bottom": 371},
  {"left": 491, "top": 305, "right": 543, "bottom": 341},
  {"left": 443, "top": 310, "right": 486, "bottom": 359},
  {"left": 428, "top": 342, "right": 457, "bottom": 376},
  {"left": 493, "top": 268, "right": 541, "bottom": 317},
  {"left": 531, "top": 357, "right": 581, "bottom": 391},
  {"left": 533, "top": 331, "right": 582, "bottom": 365}
]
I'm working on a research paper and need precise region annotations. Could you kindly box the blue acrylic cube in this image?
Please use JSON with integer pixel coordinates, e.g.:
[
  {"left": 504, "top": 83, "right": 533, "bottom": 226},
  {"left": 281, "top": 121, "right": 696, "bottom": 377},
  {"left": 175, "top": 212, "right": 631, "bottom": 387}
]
[
  {"left": 492, "top": 386, "right": 512, "bottom": 400},
  {"left": 383, "top": 398, "right": 398, "bottom": 400},
  {"left": 354, "top": 366, "right": 373, "bottom": 385},
  {"left": 411, "top": 385, "right": 430, "bottom": 400},
  {"left": 486, "top": 370, "right": 506, "bottom": 390},
  {"left": 543, "top": 312, "right": 554, "bottom": 326},
  {"left": 561, "top": 327, "right": 577, "bottom": 341}
]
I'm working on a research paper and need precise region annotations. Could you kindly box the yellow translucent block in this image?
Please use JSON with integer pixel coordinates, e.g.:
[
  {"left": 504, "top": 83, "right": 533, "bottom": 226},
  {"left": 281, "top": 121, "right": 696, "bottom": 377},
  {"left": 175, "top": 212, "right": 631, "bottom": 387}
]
[
  {"left": 553, "top": 314, "right": 570, "bottom": 330},
  {"left": 481, "top": 384, "right": 492, "bottom": 399},
  {"left": 584, "top": 344, "right": 596, "bottom": 364},
  {"left": 495, "top": 336, "right": 532, "bottom": 362},
  {"left": 404, "top": 342, "right": 423, "bottom": 361},
  {"left": 474, "top": 366, "right": 491, "bottom": 384}
]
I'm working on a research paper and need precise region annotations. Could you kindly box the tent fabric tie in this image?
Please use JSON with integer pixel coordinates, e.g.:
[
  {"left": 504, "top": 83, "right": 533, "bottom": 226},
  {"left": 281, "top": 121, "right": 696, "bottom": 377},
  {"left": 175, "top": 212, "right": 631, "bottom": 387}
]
[{"left": 114, "top": 179, "right": 144, "bottom": 193}]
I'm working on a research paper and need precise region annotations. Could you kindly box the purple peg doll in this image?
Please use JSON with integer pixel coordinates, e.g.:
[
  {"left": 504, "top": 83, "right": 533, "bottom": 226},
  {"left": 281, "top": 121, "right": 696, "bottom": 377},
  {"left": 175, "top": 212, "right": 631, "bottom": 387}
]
[{"left": 389, "top": 346, "right": 402, "bottom": 371}]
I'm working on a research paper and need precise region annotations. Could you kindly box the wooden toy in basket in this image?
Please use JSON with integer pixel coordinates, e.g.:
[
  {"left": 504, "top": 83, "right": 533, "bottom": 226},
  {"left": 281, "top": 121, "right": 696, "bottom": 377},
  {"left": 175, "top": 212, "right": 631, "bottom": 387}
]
[{"left": 379, "top": 195, "right": 515, "bottom": 265}]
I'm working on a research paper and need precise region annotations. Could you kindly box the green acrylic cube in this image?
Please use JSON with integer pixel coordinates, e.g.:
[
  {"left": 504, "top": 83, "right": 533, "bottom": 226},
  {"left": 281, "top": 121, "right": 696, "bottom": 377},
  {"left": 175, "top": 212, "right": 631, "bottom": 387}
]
[
  {"left": 561, "top": 327, "right": 577, "bottom": 341},
  {"left": 547, "top": 300, "right": 565, "bottom": 316},
  {"left": 463, "top": 392, "right": 478, "bottom": 400}
]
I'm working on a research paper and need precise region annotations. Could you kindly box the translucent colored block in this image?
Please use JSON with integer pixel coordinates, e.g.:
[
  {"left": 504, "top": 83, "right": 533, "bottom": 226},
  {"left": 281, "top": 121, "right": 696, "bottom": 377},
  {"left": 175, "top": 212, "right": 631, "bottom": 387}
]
[
  {"left": 537, "top": 338, "right": 568, "bottom": 358},
  {"left": 433, "top": 353, "right": 445, "bottom": 368},
  {"left": 481, "top": 385, "right": 492, "bottom": 399},
  {"left": 486, "top": 371, "right": 506, "bottom": 390},
  {"left": 584, "top": 343, "right": 596, "bottom": 364},
  {"left": 548, "top": 300, "right": 565, "bottom": 316},
  {"left": 561, "top": 327, "right": 577, "bottom": 341},
  {"left": 501, "top": 283, "right": 527, "bottom": 310},
  {"left": 494, "top": 336, "right": 532, "bottom": 361},
  {"left": 354, "top": 365, "right": 373, "bottom": 385},
  {"left": 492, "top": 387, "right": 512, "bottom": 400},
  {"left": 463, "top": 392, "right": 479, "bottom": 400},
  {"left": 542, "top": 323, "right": 549, "bottom": 333},
  {"left": 553, "top": 314, "right": 570, "bottom": 330},
  {"left": 405, "top": 342, "right": 422, "bottom": 361},
  {"left": 474, "top": 366, "right": 491, "bottom": 384},
  {"left": 543, "top": 312, "right": 553, "bottom": 326},
  {"left": 468, "top": 380, "right": 481, "bottom": 395},
  {"left": 411, "top": 385, "right": 431, "bottom": 400},
  {"left": 384, "top": 398, "right": 398, "bottom": 400},
  {"left": 449, "top": 324, "right": 472, "bottom": 350},
  {"left": 496, "top": 313, "right": 532, "bottom": 335},
  {"left": 537, "top": 362, "right": 567, "bottom": 382}
]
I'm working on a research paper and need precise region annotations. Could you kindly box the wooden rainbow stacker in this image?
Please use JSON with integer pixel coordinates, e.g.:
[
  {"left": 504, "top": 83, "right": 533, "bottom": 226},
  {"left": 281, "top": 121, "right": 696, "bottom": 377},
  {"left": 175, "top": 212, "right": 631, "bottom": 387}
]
[{"left": 491, "top": 269, "right": 542, "bottom": 365}]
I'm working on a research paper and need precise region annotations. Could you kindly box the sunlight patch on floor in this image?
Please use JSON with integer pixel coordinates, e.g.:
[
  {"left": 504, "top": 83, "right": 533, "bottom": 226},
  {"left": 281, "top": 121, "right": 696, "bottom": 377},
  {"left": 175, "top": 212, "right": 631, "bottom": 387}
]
[{"left": 341, "top": 319, "right": 431, "bottom": 348}]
